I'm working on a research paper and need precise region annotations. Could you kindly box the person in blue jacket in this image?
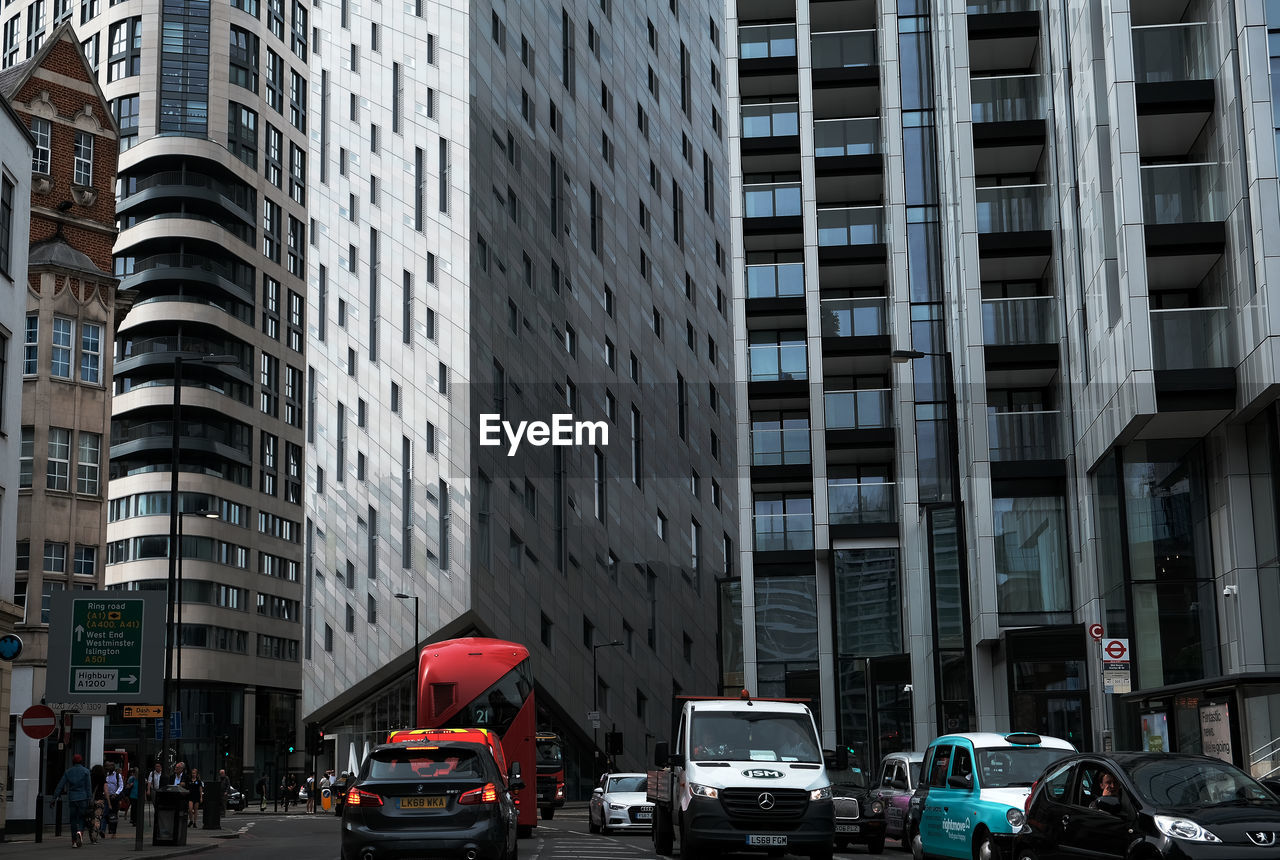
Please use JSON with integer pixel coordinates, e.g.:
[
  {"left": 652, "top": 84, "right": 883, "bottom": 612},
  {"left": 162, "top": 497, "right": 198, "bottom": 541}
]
[{"left": 53, "top": 753, "right": 93, "bottom": 847}]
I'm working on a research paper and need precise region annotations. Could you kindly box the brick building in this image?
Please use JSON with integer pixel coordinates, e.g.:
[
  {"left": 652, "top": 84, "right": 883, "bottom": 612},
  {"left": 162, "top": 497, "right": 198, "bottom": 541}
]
[{"left": 2, "top": 21, "right": 121, "bottom": 832}]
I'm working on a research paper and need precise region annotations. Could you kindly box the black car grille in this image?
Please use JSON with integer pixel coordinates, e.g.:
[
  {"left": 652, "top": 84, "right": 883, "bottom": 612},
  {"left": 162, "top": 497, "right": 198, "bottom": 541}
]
[
  {"left": 721, "top": 788, "right": 809, "bottom": 820},
  {"left": 629, "top": 805, "right": 655, "bottom": 824}
]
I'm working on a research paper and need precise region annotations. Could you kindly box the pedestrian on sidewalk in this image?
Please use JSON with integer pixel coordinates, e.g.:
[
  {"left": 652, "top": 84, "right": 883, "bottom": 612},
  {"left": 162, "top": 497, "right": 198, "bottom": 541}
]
[
  {"left": 52, "top": 754, "right": 93, "bottom": 848},
  {"left": 305, "top": 773, "right": 315, "bottom": 814},
  {"left": 256, "top": 774, "right": 268, "bottom": 811},
  {"left": 89, "top": 763, "right": 106, "bottom": 843},
  {"left": 104, "top": 761, "right": 124, "bottom": 837},
  {"left": 188, "top": 768, "right": 204, "bottom": 827},
  {"left": 124, "top": 766, "right": 140, "bottom": 826}
]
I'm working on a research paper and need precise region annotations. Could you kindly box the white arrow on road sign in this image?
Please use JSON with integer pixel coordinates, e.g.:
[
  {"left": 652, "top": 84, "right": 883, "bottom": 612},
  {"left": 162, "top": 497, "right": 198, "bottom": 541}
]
[{"left": 75, "top": 624, "right": 84, "bottom": 641}]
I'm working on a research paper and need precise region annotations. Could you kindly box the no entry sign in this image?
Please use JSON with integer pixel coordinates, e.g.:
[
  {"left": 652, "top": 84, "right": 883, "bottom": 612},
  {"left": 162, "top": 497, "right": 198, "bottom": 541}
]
[{"left": 20, "top": 704, "right": 56, "bottom": 740}]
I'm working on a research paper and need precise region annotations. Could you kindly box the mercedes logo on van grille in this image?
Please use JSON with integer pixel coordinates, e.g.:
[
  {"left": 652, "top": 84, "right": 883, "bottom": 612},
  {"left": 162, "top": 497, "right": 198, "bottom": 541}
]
[
  {"left": 1248, "top": 832, "right": 1277, "bottom": 846},
  {"left": 758, "top": 792, "right": 775, "bottom": 810}
]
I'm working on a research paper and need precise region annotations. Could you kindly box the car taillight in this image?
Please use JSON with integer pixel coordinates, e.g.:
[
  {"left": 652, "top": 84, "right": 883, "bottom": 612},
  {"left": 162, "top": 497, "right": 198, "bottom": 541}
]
[
  {"left": 346, "top": 788, "right": 383, "bottom": 807},
  {"left": 459, "top": 783, "right": 499, "bottom": 805}
]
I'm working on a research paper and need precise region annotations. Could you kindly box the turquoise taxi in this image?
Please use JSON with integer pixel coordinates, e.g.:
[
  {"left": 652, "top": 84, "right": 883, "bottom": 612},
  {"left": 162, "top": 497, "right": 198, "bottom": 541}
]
[{"left": 906, "top": 732, "right": 1075, "bottom": 860}]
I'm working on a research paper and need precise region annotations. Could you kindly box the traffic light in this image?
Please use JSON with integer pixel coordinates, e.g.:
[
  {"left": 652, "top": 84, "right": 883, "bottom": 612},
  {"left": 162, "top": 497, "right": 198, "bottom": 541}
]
[
  {"left": 286, "top": 729, "right": 297, "bottom": 755},
  {"left": 605, "top": 730, "right": 623, "bottom": 756},
  {"left": 305, "top": 721, "right": 323, "bottom": 755},
  {"left": 218, "top": 734, "right": 231, "bottom": 759}
]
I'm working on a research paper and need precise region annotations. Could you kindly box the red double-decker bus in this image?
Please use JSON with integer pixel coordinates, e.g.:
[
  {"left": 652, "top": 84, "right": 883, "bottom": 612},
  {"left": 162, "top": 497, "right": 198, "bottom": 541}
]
[{"left": 416, "top": 637, "right": 538, "bottom": 835}]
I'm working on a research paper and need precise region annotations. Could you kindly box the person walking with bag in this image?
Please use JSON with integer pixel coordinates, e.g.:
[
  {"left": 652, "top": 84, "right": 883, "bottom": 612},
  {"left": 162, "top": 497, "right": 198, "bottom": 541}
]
[{"left": 52, "top": 754, "right": 93, "bottom": 848}]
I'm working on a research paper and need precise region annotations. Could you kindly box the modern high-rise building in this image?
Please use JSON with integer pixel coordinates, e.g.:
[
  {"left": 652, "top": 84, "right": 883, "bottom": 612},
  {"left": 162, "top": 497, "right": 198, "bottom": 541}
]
[
  {"left": 0, "top": 0, "right": 312, "bottom": 780},
  {"left": 302, "top": 0, "right": 737, "bottom": 793},
  {"left": 3, "top": 24, "right": 119, "bottom": 831},
  {"left": 728, "top": 0, "right": 1280, "bottom": 777}
]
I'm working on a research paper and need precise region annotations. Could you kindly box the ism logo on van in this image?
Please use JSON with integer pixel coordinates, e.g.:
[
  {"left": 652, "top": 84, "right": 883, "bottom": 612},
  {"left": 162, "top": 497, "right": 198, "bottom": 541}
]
[{"left": 742, "top": 769, "right": 785, "bottom": 779}]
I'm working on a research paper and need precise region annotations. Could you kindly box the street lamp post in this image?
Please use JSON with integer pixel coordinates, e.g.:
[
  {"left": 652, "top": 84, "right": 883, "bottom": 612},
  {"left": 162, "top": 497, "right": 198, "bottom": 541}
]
[
  {"left": 394, "top": 593, "right": 420, "bottom": 726},
  {"left": 162, "top": 353, "right": 239, "bottom": 776},
  {"left": 591, "top": 640, "right": 622, "bottom": 771}
]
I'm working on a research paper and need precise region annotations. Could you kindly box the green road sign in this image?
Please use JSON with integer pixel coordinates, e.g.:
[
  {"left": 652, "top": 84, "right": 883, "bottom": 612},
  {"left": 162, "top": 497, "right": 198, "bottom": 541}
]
[{"left": 46, "top": 589, "right": 164, "bottom": 703}]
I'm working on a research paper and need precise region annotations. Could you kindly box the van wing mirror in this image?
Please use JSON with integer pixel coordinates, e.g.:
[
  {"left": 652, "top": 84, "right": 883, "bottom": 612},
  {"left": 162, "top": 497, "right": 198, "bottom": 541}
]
[{"left": 654, "top": 742, "right": 669, "bottom": 768}]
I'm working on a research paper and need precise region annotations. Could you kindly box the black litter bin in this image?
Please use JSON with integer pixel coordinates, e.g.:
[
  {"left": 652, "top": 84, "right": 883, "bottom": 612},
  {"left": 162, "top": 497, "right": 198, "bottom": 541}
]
[{"left": 152, "top": 786, "right": 189, "bottom": 846}]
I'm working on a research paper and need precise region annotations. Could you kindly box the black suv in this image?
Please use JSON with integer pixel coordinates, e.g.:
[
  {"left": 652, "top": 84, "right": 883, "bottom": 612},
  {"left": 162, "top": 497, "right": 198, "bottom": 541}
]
[{"left": 341, "top": 740, "right": 522, "bottom": 860}]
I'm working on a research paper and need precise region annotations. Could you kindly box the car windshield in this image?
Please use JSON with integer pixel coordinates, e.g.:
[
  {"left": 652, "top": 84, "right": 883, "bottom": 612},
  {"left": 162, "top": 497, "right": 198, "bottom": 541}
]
[
  {"left": 1124, "top": 758, "right": 1276, "bottom": 807},
  {"left": 536, "top": 740, "right": 562, "bottom": 765},
  {"left": 691, "top": 712, "right": 821, "bottom": 763},
  {"left": 829, "top": 767, "right": 870, "bottom": 789},
  {"left": 367, "top": 748, "right": 484, "bottom": 780},
  {"left": 976, "top": 747, "right": 1073, "bottom": 788},
  {"left": 607, "top": 776, "right": 647, "bottom": 793}
]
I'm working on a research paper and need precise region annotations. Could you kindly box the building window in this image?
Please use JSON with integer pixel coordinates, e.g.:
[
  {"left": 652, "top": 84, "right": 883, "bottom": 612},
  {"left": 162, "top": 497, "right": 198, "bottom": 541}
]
[
  {"left": 80, "top": 322, "right": 101, "bottom": 383},
  {"left": 74, "top": 545, "right": 97, "bottom": 577},
  {"left": 72, "top": 132, "right": 94, "bottom": 185},
  {"left": 0, "top": 175, "right": 10, "bottom": 274},
  {"left": 77, "top": 432, "right": 100, "bottom": 495},
  {"left": 2, "top": 16, "right": 19, "bottom": 68},
  {"left": 30, "top": 117, "right": 49, "bottom": 174},
  {"left": 26, "top": 0, "right": 46, "bottom": 58},
  {"left": 19, "top": 426, "right": 32, "bottom": 488},
  {"left": 227, "top": 102, "right": 258, "bottom": 167},
  {"left": 540, "top": 613, "right": 553, "bottom": 648},
  {"left": 51, "top": 317, "right": 72, "bottom": 378},
  {"left": 113, "top": 95, "right": 139, "bottom": 151},
  {"left": 107, "top": 17, "right": 141, "bottom": 82}
]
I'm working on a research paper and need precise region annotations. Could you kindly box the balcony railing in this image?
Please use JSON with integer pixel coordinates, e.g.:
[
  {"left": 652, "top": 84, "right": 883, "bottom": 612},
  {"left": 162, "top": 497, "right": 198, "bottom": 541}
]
[
  {"left": 1140, "top": 163, "right": 1223, "bottom": 225},
  {"left": 971, "top": 75, "right": 1046, "bottom": 122},
  {"left": 1132, "top": 23, "right": 1214, "bottom": 84},
  {"left": 814, "top": 117, "right": 881, "bottom": 157},
  {"left": 811, "top": 30, "right": 877, "bottom": 69},
  {"left": 828, "top": 480, "right": 896, "bottom": 525},
  {"left": 742, "top": 102, "right": 800, "bottom": 138},
  {"left": 749, "top": 343, "right": 808, "bottom": 382},
  {"left": 818, "top": 206, "right": 886, "bottom": 246},
  {"left": 821, "top": 297, "right": 887, "bottom": 337},
  {"left": 111, "top": 420, "right": 252, "bottom": 454},
  {"left": 744, "top": 182, "right": 803, "bottom": 218},
  {"left": 752, "top": 427, "right": 812, "bottom": 466},
  {"left": 988, "top": 410, "right": 1062, "bottom": 460},
  {"left": 747, "top": 262, "right": 805, "bottom": 298},
  {"left": 967, "top": 0, "right": 1039, "bottom": 12},
  {"left": 740, "top": 23, "right": 797, "bottom": 60},
  {"left": 825, "top": 389, "right": 892, "bottom": 430},
  {"left": 982, "top": 296, "right": 1058, "bottom": 345},
  {"left": 754, "top": 514, "right": 814, "bottom": 551},
  {"left": 116, "top": 335, "right": 248, "bottom": 365},
  {"left": 120, "top": 253, "right": 256, "bottom": 294},
  {"left": 118, "top": 170, "right": 255, "bottom": 212},
  {"left": 976, "top": 185, "right": 1052, "bottom": 233},
  {"left": 1150, "top": 307, "right": 1233, "bottom": 370}
]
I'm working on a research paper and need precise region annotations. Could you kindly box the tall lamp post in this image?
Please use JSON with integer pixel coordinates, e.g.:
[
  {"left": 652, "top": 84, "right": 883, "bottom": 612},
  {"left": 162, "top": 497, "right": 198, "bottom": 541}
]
[
  {"left": 591, "top": 640, "right": 622, "bottom": 770},
  {"left": 163, "top": 353, "right": 239, "bottom": 776},
  {"left": 394, "top": 593, "right": 420, "bottom": 726}
]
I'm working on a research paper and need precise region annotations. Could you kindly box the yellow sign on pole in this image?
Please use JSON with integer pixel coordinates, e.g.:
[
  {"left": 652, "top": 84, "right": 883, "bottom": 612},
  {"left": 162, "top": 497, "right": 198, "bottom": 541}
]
[{"left": 123, "top": 705, "right": 164, "bottom": 719}]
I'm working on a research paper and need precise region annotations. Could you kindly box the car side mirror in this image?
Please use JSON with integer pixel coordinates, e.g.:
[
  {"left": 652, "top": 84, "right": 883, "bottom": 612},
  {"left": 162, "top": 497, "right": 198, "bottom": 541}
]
[
  {"left": 593, "top": 787, "right": 604, "bottom": 795},
  {"left": 654, "top": 742, "right": 669, "bottom": 768},
  {"left": 1096, "top": 795, "right": 1122, "bottom": 815},
  {"left": 947, "top": 773, "right": 973, "bottom": 790},
  {"left": 509, "top": 761, "right": 521, "bottom": 781}
]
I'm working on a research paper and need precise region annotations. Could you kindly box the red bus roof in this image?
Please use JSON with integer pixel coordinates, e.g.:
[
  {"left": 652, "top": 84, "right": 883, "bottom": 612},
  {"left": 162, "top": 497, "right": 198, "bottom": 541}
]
[{"left": 420, "top": 638, "right": 529, "bottom": 674}]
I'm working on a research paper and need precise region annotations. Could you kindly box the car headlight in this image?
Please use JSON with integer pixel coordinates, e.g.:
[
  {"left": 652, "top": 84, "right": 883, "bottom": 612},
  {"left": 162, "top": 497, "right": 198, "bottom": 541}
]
[
  {"left": 870, "top": 800, "right": 884, "bottom": 815},
  {"left": 1006, "top": 808, "right": 1025, "bottom": 829},
  {"left": 609, "top": 803, "right": 626, "bottom": 810},
  {"left": 810, "top": 786, "right": 832, "bottom": 801},
  {"left": 689, "top": 783, "right": 719, "bottom": 799},
  {"left": 1154, "top": 815, "right": 1221, "bottom": 843}
]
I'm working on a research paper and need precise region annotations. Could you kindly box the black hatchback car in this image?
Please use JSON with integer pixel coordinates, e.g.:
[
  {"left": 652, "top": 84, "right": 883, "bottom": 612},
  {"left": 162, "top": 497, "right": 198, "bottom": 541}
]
[
  {"left": 341, "top": 740, "right": 522, "bottom": 860},
  {"left": 1017, "top": 752, "right": 1280, "bottom": 859}
]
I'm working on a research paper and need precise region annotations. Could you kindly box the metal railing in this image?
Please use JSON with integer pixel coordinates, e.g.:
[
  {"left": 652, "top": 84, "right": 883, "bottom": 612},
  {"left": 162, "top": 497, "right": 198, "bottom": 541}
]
[
  {"left": 971, "top": 74, "right": 1046, "bottom": 122},
  {"left": 116, "top": 336, "right": 248, "bottom": 364},
  {"left": 747, "top": 262, "right": 805, "bottom": 298},
  {"left": 111, "top": 420, "right": 252, "bottom": 454},
  {"left": 814, "top": 117, "right": 881, "bottom": 157},
  {"left": 982, "top": 296, "right": 1058, "bottom": 345},
  {"left": 811, "top": 29, "right": 877, "bottom": 69},
  {"left": 976, "top": 184, "right": 1052, "bottom": 233},
  {"left": 988, "top": 410, "right": 1062, "bottom": 460},
  {"left": 828, "top": 480, "right": 896, "bottom": 525},
  {"left": 119, "top": 253, "right": 256, "bottom": 293},
  {"left": 742, "top": 102, "right": 800, "bottom": 138},
  {"left": 1132, "top": 22, "right": 1214, "bottom": 84},
  {"left": 1150, "top": 307, "right": 1233, "bottom": 370},
  {"left": 753, "top": 513, "right": 814, "bottom": 551},
  {"left": 1140, "top": 163, "right": 1224, "bottom": 224},
  {"left": 118, "top": 169, "right": 255, "bottom": 211},
  {"left": 740, "top": 23, "right": 798, "bottom": 60},
  {"left": 817, "top": 206, "right": 886, "bottom": 246},
  {"left": 749, "top": 343, "right": 809, "bottom": 382},
  {"left": 825, "top": 389, "right": 892, "bottom": 430},
  {"left": 751, "top": 427, "right": 812, "bottom": 466},
  {"left": 821, "top": 297, "right": 887, "bottom": 337},
  {"left": 744, "top": 182, "right": 803, "bottom": 218}
]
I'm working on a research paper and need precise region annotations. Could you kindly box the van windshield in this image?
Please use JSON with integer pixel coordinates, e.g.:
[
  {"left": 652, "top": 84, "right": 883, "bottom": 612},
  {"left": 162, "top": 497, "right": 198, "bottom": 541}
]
[{"left": 691, "top": 712, "right": 821, "bottom": 763}]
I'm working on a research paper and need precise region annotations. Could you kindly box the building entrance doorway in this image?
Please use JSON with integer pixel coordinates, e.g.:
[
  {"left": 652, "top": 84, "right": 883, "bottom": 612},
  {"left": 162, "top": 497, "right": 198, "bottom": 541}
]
[{"left": 1005, "top": 626, "right": 1092, "bottom": 749}]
